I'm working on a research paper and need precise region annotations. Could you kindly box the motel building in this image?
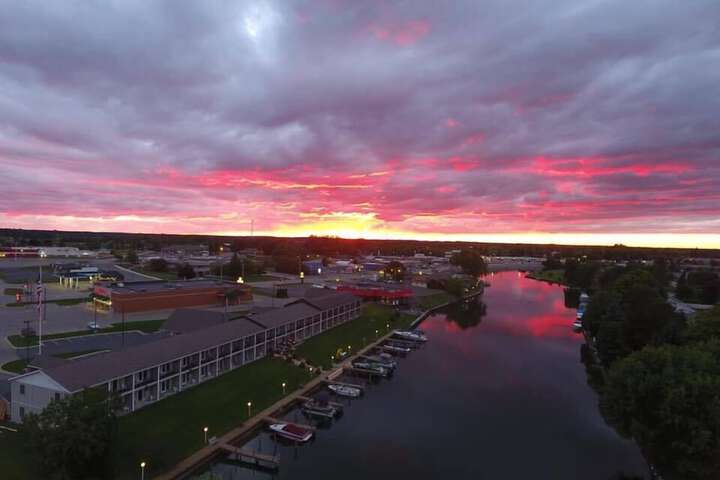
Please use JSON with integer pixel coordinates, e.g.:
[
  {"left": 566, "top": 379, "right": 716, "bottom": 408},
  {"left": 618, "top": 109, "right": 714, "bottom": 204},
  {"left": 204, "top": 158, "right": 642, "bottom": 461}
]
[{"left": 9, "top": 290, "right": 360, "bottom": 423}]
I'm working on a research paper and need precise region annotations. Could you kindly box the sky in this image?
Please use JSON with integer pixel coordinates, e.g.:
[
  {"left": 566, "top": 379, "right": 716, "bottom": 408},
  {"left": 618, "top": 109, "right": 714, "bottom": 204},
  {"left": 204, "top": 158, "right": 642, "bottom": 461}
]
[{"left": 0, "top": 1, "right": 719, "bottom": 248}]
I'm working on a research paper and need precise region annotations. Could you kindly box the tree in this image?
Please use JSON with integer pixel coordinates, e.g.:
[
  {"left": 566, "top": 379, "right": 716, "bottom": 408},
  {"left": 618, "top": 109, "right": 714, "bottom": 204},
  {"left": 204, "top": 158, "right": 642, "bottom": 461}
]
[
  {"left": 147, "top": 258, "right": 168, "bottom": 272},
  {"left": 125, "top": 250, "right": 138, "bottom": 264},
  {"left": 22, "top": 390, "right": 118, "bottom": 479},
  {"left": 383, "top": 261, "right": 406, "bottom": 281},
  {"left": 177, "top": 263, "right": 196, "bottom": 279},
  {"left": 601, "top": 341, "right": 720, "bottom": 479},
  {"left": 450, "top": 250, "right": 488, "bottom": 276},
  {"left": 444, "top": 277, "right": 467, "bottom": 298}
]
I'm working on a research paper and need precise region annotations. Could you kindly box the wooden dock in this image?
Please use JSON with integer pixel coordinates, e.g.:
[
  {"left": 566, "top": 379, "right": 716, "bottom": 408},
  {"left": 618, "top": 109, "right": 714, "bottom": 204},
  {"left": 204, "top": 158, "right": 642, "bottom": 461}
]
[
  {"left": 218, "top": 444, "right": 280, "bottom": 470},
  {"left": 297, "top": 395, "right": 344, "bottom": 409}
]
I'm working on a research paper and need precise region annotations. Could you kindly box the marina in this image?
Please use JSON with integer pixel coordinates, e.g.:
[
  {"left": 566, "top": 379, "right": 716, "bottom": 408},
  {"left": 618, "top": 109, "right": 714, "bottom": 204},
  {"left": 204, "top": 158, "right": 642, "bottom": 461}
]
[{"left": 190, "top": 272, "right": 647, "bottom": 480}]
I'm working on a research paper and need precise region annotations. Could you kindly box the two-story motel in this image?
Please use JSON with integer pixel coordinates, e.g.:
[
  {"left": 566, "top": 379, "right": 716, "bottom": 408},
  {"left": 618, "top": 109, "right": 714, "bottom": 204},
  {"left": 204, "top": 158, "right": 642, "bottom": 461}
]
[{"left": 10, "top": 290, "right": 360, "bottom": 423}]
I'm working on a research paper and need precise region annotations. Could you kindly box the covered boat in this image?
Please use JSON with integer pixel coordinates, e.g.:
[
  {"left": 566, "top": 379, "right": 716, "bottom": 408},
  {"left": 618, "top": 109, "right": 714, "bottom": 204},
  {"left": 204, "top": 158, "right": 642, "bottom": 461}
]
[{"left": 269, "top": 422, "right": 314, "bottom": 442}]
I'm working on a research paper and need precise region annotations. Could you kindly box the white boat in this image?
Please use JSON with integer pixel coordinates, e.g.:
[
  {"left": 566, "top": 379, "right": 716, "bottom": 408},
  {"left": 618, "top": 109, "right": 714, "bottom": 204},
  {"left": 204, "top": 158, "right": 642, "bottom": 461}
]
[
  {"left": 328, "top": 384, "right": 362, "bottom": 398},
  {"left": 352, "top": 361, "right": 390, "bottom": 377},
  {"left": 392, "top": 330, "right": 427, "bottom": 342},
  {"left": 383, "top": 345, "right": 411, "bottom": 354},
  {"left": 269, "top": 423, "right": 313, "bottom": 443}
]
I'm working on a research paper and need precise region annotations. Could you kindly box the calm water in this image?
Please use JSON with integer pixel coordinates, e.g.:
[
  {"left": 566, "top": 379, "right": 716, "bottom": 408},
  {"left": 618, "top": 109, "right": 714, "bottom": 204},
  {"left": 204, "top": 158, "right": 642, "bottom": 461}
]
[{"left": 199, "top": 271, "right": 646, "bottom": 479}]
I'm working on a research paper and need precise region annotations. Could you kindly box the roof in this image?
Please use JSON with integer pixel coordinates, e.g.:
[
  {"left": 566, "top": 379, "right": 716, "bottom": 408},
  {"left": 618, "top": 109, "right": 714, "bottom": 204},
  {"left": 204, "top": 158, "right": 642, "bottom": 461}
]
[
  {"left": 288, "top": 289, "right": 358, "bottom": 311},
  {"left": 27, "top": 355, "right": 69, "bottom": 370},
  {"left": 164, "top": 308, "right": 227, "bottom": 334},
  {"left": 245, "top": 303, "right": 320, "bottom": 329},
  {"left": 36, "top": 317, "right": 265, "bottom": 392},
  {"left": 108, "top": 279, "right": 246, "bottom": 294}
]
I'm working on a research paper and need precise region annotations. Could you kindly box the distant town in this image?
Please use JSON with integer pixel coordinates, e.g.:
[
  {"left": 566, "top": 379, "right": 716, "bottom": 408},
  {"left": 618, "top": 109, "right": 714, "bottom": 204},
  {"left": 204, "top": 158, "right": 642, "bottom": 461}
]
[{"left": 0, "top": 229, "right": 718, "bottom": 479}]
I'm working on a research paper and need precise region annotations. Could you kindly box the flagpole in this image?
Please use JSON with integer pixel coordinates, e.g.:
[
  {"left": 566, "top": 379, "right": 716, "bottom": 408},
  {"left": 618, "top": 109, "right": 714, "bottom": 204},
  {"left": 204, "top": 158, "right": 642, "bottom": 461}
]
[{"left": 38, "top": 264, "right": 43, "bottom": 356}]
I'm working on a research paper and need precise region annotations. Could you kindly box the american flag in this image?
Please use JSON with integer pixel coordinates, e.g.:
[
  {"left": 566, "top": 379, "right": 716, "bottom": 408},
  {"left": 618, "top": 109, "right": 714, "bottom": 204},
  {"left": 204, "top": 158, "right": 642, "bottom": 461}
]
[{"left": 36, "top": 283, "right": 44, "bottom": 310}]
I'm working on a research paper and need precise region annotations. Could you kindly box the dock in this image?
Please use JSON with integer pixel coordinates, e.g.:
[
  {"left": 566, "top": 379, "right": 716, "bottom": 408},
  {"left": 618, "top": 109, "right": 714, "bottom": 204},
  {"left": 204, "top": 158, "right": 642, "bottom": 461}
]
[
  {"left": 218, "top": 444, "right": 280, "bottom": 470},
  {"left": 297, "top": 395, "right": 344, "bottom": 409},
  {"left": 157, "top": 296, "right": 452, "bottom": 480}
]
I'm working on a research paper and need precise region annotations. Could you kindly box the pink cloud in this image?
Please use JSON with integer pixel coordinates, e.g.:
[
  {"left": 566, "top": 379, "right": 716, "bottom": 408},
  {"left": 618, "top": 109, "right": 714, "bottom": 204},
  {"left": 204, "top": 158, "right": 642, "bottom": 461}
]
[{"left": 369, "top": 20, "right": 431, "bottom": 46}]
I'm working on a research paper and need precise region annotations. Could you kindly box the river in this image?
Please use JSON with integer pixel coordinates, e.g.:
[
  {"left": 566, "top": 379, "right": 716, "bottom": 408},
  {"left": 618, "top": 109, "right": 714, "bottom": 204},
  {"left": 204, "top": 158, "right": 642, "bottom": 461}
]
[{"left": 196, "top": 271, "right": 647, "bottom": 479}]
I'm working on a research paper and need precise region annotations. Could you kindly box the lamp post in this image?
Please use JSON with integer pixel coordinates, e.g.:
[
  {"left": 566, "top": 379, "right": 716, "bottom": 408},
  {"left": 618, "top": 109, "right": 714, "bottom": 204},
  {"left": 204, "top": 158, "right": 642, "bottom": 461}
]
[
  {"left": 282, "top": 382, "right": 286, "bottom": 394},
  {"left": 219, "top": 246, "right": 224, "bottom": 281},
  {"left": 140, "top": 461, "right": 146, "bottom": 480},
  {"left": 247, "top": 401, "right": 252, "bottom": 417},
  {"left": 203, "top": 426, "right": 208, "bottom": 444}
]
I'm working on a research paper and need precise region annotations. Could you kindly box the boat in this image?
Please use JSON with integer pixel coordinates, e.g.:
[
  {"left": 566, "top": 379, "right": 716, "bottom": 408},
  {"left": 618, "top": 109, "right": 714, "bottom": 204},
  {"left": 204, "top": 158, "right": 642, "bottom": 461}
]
[
  {"left": 382, "top": 344, "right": 411, "bottom": 354},
  {"left": 302, "top": 398, "right": 339, "bottom": 418},
  {"left": 327, "top": 384, "right": 362, "bottom": 398},
  {"left": 363, "top": 354, "right": 397, "bottom": 370},
  {"left": 268, "top": 422, "right": 313, "bottom": 443},
  {"left": 352, "top": 361, "right": 390, "bottom": 377},
  {"left": 392, "top": 330, "right": 427, "bottom": 342}
]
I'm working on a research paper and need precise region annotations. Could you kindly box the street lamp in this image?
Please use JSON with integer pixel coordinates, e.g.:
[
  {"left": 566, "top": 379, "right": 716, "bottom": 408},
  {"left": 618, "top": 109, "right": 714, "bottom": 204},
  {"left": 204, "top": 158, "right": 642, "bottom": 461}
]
[
  {"left": 375, "top": 329, "right": 379, "bottom": 338},
  {"left": 140, "top": 461, "right": 146, "bottom": 480},
  {"left": 282, "top": 382, "right": 286, "bottom": 394},
  {"left": 203, "top": 426, "right": 208, "bottom": 444},
  {"left": 219, "top": 246, "right": 224, "bottom": 281},
  {"left": 247, "top": 401, "right": 252, "bottom": 417}
]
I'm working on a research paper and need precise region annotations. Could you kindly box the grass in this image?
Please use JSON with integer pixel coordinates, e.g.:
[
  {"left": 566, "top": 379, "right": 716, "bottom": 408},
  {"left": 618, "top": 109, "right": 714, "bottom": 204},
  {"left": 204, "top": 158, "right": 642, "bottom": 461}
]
[
  {"left": 114, "top": 358, "right": 312, "bottom": 479},
  {"left": 1, "top": 349, "right": 108, "bottom": 373},
  {"left": 526, "top": 269, "right": 566, "bottom": 285},
  {"left": 3, "top": 288, "right": 23, "bottom": 296},
  {"left": 6, "top": 297, "right": 89, "bottom": 307},
  {"left": 295, "top": 303, "right": 416, "bottom": 370},
  {"left": 1, "top": 359, "right": 28, "bottom": 374},
  {"left": 7, "top": 319, "right": 165, "bottom": 348},
  {"left": 417, "top": 292, "right": 456, "bottom": 310},
  {"left": 137, "top": 269, "right": 178, "bottom": 281},
  {"left": 0, "top": 432, "right": 39, "bottom": 480}
]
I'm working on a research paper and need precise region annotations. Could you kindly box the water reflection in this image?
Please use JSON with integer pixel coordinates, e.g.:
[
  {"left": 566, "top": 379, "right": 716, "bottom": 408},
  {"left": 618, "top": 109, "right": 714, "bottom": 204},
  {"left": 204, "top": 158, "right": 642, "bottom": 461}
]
[
  {"left": 195, "top": 271, "right": 646, "bottom": 480},
  {"left": 441, "top": 297, "right": 487, "bottom": 330}
]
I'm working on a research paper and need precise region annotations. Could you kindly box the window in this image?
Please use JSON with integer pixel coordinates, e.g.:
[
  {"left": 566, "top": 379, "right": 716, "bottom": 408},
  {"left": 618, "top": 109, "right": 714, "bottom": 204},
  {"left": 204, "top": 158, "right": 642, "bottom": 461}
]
[
  {"left": 19, "top": 407, "right": 25, "bottom": 420},
  {"left": 54, "top": 393, "right": 61, "bottom": 402},
  {"left": 19, "top": 384, "right": 25, "bottom": 395}
]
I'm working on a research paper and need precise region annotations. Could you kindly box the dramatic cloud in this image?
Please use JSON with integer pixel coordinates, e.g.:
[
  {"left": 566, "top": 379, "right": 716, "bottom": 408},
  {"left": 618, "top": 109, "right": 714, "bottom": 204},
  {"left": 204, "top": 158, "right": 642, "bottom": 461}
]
[{"left": 0, "top": 0, "right": 719, "bottom": 246}]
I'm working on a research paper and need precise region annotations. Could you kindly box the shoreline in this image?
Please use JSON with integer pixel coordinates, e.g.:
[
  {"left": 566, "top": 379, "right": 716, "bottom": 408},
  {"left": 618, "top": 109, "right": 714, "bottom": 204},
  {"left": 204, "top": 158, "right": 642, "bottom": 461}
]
[{"left": 156, "top": 292, "right": 482, "bottom": 480}]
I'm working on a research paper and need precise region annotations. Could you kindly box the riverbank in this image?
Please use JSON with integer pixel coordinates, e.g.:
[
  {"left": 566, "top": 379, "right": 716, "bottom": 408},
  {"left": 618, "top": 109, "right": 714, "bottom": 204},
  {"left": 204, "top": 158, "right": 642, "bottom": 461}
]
[
  {"left": 525, "top": 269, "right": 566, "bottom": 285},
  {"left": 156, "top": 295, "right": 472, "bottom": 480}
]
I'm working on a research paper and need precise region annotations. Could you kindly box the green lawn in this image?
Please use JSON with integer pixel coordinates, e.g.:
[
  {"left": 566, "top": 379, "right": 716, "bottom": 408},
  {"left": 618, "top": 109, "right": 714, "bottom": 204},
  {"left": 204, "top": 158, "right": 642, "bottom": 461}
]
[
  {"left": 7, "top": 320, "right": 165, "bottom": 348},
  {"left": 137, "top": 269, "right": 178, "bottom": 281},
  {"left": 417, "top": 292, "right": 455, "bottom": 310},
  {"left": 295, "top": 303, "right": 416, "bottom": 370},
  {"left": 114, "top": 358, "right": 312, "bottom": 479},
  {"left": 6, "top": 297, "right": 89, "bottom": 307},
  {"left": 3, "top": 288, "right": 23, "bottom": 296},
  {"left": 526, "top": 269, "right": 566, "bottom": 285},
  {"left": 0, "top": 431, "right": 39, "bottom": 480}
]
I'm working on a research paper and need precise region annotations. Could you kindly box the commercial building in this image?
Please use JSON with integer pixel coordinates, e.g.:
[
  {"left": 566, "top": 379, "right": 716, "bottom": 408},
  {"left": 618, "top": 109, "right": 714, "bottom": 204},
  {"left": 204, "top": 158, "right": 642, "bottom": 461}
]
[
  {"left": 9, "top": 290, "right": 361, "bottom": 422},
  {"left": 92, "top": 279, "right": 252, "bottom": 313},
  {"left": 336, "top": 281, "right": 413, "bottom": 305}
]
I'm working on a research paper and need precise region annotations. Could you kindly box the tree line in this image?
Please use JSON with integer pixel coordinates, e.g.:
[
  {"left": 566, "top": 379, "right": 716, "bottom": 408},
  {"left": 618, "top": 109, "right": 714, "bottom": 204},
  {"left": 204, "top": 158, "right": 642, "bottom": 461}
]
[{"left": 580, "top": 264, "right": 720, "bottom": 479}]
